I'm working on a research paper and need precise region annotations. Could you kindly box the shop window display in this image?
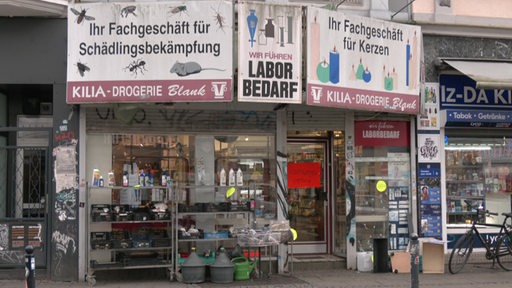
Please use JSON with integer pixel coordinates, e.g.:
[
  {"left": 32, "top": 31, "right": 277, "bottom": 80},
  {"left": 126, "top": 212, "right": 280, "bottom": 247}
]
[{"left": 445, "top": 136, "right": 512, "bottom": 225}]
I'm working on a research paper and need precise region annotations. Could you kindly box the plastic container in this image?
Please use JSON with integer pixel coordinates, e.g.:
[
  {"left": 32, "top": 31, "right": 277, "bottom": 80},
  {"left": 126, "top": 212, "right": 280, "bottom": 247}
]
[
  {"left": 181, "top": 248, "right": 206, "bottom": 283},
  {"left": 357, "top": 251, "right": 373, "bottom": 272},
  {"left": 210, "top": 248, "right": 235, "bottom": 283},
  {"left": 231, "top": 257, "right": 255, "bottom": 281}
]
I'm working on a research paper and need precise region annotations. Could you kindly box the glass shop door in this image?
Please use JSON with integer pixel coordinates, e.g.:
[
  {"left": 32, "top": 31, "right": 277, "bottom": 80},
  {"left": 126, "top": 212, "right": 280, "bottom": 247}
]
[{"left": 287, "top": 140, "right": 329, "bottom": 253}]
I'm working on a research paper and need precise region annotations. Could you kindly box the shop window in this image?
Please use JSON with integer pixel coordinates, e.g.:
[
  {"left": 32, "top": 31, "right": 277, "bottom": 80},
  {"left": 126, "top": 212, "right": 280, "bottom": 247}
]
[
  {"left": 110, "top": 134, "right": 275, "bottom": 216},
  {"left": 445, "top": 136, "right": 512, "bottom": 225}
]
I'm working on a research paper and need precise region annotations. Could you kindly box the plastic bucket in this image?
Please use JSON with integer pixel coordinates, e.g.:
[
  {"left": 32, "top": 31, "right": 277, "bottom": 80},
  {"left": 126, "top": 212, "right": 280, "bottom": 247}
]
[{"left": 231, "top": 257, "right": 255, "bottom": 281}]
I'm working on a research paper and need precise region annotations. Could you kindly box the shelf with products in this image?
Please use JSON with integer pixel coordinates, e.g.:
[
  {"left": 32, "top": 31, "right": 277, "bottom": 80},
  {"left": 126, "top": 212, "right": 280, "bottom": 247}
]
[
  {"left": 86, "top": 185, "right": 175, "bottom": 284},
  {"left": 444, "top": 144, "right": 512, "bottom": 225},
  {"left": 174, "top": 185, "right": 255, "bottom": 271}
]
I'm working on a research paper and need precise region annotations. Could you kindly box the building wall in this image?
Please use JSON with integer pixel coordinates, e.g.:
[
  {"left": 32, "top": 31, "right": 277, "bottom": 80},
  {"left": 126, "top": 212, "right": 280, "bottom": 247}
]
[
  {"left": 0, "top": 18, "right": 79, "bottom": 281},
  {"left": 423, "top": 35, "right": 512, "bottom": 82}
]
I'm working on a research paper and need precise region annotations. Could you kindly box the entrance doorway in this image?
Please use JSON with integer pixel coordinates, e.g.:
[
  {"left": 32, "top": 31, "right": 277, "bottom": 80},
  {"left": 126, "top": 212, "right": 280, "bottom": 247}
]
[{"left": 287, "top": 139, "right": 329, "bottom": 253}]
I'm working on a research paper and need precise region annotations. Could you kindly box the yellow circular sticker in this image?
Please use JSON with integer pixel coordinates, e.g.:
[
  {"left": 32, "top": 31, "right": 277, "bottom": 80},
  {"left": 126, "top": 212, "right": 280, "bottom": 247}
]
[
  {"left": 290, "top": 228, "right": 298, "bottom": 241},
  {"left": 376, "top": 180, "right": 387, "bottom": 193},
  {"left": 226, "top": 187, "right": 236, "bottom": 198}
]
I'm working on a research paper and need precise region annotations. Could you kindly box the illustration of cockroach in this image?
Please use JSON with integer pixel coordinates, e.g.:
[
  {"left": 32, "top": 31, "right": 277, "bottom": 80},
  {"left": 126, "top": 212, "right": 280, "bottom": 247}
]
[
  {"left": 70, "top": 8, "right": 95, "bottom": 24},
  {"left": 121, "top": 6, "right": 137, "bottom": 18}
]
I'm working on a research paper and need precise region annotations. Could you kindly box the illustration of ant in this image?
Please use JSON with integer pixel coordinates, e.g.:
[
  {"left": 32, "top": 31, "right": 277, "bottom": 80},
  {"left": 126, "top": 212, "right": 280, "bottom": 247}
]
[
  {"left": 169, "top": 5, "right": 188, "bottom": 16},
  {"left": 120, "top": 6, "right": 137, "bottom": 18},
  {"left": 211, "top": 3, "right": 226, "bottom": 31},
  {"left": 76, "top": 61, "right": 90, "bottom": 77},
  {"left": 124, "top": 59, "right": 147, "bottom": 76},
  {"left": 70, "top": 8, "right": 95, "bottom": 24}
]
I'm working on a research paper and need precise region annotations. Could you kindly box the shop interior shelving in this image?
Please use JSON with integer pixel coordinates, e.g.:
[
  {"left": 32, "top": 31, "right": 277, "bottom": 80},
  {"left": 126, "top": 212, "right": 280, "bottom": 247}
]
[{"left": 86, "top": 185, "right": 174, "bottom": 285}]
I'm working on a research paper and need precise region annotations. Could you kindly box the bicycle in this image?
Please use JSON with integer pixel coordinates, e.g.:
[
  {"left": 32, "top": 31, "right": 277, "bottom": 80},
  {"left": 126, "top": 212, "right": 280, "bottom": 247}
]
[{"left": 448, "top": 208, "right": 512, "bottom": 274}]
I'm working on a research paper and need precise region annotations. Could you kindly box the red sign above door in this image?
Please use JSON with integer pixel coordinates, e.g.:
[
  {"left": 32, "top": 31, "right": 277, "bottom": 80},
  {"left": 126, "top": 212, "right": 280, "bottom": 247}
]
[{"left": 355, "top": 120, "right": 410, "bottom": 147}]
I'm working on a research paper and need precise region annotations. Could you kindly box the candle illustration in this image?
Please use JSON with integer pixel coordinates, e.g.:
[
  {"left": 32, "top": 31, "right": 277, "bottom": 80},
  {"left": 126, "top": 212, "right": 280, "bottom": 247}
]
[
  {"left": 310, "top": 16, "right": 320, "bottom": 80},
  {"left": 247, "top": 9, "right": 258, "bottom": 47},
  {"left": 317, "top": 59, "right": 330, "bottom": 83},
  {"left": 349, "top": 64, "right": 356, "bottom": 80},
  {"left": 391, "top": 67, "right": 398, "bottom": 90},
  {"left": 329, "top": 46, "right": 340, "bottom": 84},
  {"left": 410, "top": 31, "right": 418, "bottom": 90},
  {"left": 356, "top": 58, "right": 364, "bottom": 80},
  {"left": 384, "top": 72, "right": 393, "bottom": 91},
  {"left": 406, "top": 38, "right": 410, "bottom": 87}
]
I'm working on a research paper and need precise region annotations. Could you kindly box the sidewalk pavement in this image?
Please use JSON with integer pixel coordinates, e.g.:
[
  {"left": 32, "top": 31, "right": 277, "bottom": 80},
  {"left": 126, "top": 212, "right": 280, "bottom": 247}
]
[{"left": 1, "top": 263, "right": 512, "bottom": 288}]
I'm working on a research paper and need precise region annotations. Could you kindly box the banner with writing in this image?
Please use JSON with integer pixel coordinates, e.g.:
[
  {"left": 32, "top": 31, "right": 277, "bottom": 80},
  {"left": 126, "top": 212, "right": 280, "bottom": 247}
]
[
  {"left": 67, "top": 1, "right": 233, "bottom": 103},
  {"left": 306, "top": 7, "right": 421, "bottom": 114},
  {"left": 238, "top": 1, "right": 302, "bottom": 104}
]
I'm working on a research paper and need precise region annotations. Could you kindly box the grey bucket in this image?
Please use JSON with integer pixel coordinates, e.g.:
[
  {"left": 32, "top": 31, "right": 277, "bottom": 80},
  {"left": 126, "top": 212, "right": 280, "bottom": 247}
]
[
  {"left": 210, "top": 248, "right": 235, "bottom": 283},
  {"left": 181, "top": 248, "right": 206, "bottom": 283}
]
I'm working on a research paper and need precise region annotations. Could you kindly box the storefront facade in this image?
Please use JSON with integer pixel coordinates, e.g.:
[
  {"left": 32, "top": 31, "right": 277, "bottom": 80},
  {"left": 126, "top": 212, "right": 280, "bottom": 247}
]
[
  {"left": 418, "top": 34, "right": 512, "bottom": 251},
  {"left": 1, "top": 1, "right": 421, "bottom": 282}
]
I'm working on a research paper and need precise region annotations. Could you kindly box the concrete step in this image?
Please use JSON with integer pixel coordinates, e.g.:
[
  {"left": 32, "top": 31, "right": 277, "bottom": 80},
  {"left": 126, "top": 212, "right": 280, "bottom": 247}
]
[{"left": 289, "top": 255, "right": 345, "bottom": 271}]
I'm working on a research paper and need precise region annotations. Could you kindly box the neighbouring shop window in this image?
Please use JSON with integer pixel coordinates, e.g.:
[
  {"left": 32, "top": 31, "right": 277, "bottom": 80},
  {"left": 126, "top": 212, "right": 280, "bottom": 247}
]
[{"left": 445, "top": 136, "right": 512, "bottom": 225}]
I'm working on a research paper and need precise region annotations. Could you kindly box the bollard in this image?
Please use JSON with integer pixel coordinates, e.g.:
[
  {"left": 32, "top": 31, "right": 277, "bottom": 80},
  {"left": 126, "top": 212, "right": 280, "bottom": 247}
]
[
  {"left": 409, "top": 233, "right": 419, "bottom": 288},
  {"left": 25, "top": 245, "right": 35, "bottom": 288}
]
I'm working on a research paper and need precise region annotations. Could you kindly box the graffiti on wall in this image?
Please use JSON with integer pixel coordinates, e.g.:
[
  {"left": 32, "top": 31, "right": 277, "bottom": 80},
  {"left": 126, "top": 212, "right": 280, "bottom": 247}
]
[
  {"left": 51, "top": 113, "right": 79, "bottom": 280},
  {"left": 91, "top": 107, "right": 276, "bottom": 131},
  {"left": 55, "top": 188, "right": 77, "bottom": 221},
  {"left": 52, "top": 226, "right": 77, "bottom": 276}
]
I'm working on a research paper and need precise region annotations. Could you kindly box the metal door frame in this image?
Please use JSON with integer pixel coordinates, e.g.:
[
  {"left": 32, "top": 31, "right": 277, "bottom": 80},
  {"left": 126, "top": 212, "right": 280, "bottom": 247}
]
[
  {"left": 0, "top": 126, "right": 52, "bottom": 270},
  {"left": 287, "top": 137, "right": 332, "bottom": 254}
]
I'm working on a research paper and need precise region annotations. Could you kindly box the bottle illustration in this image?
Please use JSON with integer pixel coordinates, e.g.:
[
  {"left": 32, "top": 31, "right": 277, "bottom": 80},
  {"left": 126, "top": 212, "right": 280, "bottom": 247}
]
[
  {"left": 265, "top": 18, "right": 275, "bottom": 38},
  {"left": 236, "top": 168, "right": 243, "bottom": 186},
  {"left": 247, "top": 9, "right": 258, "bottom": 47},
  {"left": 98, "top": 176, "right": 104, "bottom": 187},
  {"left": 220, "top": 168, "right": 226, "bottom": 186},
  {"left": 228, "top": 168, "right": 236, "bottom": 186}
]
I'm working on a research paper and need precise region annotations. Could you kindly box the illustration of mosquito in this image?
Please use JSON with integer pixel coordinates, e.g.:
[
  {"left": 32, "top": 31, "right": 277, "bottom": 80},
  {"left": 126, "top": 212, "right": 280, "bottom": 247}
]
[
  {"left": 211, "top": 3, "right": 226, "bottom": 31},
  {"left": 124, "top": 59, "right": 147, "bottom": 76},
  {"left": 70, "top": 8, "right": 95, "bottom": 24},
  {"left": 76, "top": 61, "right": 90, "bottom": 77},
  {"left": 120, "top": 6, "right": 137, "bottom": 18}
]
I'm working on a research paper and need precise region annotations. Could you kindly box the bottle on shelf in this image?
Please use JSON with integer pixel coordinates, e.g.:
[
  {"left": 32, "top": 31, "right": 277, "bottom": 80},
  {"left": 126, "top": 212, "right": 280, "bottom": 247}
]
[
  {"left": 220, "top": 168, "right": 226, "bottom": 186},
  {"left": 236, "top": 168, "right": 243, "bottom": 186},
  {"left": 228, "top": 168, "right": 235, "bottom": 186}
]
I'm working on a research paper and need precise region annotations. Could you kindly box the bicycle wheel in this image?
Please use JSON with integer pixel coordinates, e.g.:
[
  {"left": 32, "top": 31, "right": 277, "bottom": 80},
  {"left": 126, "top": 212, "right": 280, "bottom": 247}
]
[
  {"left": 448, "top": 231, "right": 474, "bottom": 274},
  {"left": 496, "top": 232, "right": 512, "bottom": 271}
]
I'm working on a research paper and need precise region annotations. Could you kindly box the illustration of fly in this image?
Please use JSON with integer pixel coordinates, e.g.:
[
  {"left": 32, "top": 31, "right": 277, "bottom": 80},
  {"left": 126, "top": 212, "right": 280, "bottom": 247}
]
[
  {"left": 70, "top": 8, "right": 95, "bottom": 24},
  {"left": 76, "top": 61, "right": 90, "bottom": 77},
  {"left": 120, "top": 6, "right": 137, "bottom": 18},
  {"left": 124, "top": 59, "right": 147, "bottom": 76},
  {"left": 169, "top": 5, "right": 188, "bottom": 16}
]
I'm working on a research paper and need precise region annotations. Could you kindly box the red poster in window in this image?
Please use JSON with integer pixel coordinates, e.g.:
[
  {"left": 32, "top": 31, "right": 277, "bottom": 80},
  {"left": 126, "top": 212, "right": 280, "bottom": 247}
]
[
  {"left": 288, "top": 162, "right": 321, "bottom": 188},
  {"left": 355, "top": 120, "right": 410, "bottom": 147}
]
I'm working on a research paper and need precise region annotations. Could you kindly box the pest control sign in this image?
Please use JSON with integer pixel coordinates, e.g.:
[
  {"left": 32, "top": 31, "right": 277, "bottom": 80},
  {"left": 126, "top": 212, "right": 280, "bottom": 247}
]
[
  {"left": 306, "top": 7, "right": 421, "bottom": 114},
  {"left": 238, "top": 1, "right": 302, "bottom": 104},
  {"left": 67, "top": 1, "right": 233, "bottom": 104}
]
